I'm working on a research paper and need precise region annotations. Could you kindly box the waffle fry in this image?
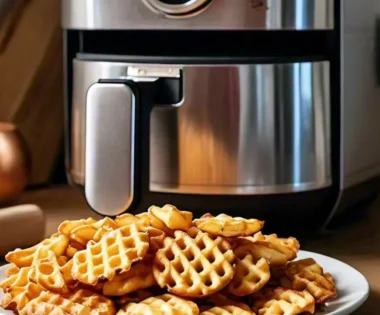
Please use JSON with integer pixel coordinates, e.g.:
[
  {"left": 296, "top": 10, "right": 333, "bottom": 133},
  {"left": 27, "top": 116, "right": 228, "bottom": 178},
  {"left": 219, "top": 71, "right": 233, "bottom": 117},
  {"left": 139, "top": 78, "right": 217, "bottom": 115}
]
[
  {"left": 58, "top": 218, "right": 97, "bottom": 236},
  {"left": 5, "top": 233, "right": 69, "bottom": 268},
  {"left": 227, "top": 256, "right": 270, "bottom": 296},
  {"left": 149, "top": 205, "right": 192, "bottom": 231},
  {"left": 72, "top": 224, "right": 149, "bottom": 285},
  {"left": 4, "top": 265, "right": 19, "bottom": 278},
  {"left": 115, "top": 213, "right": 151, "bottom": 229},
  {"left": 200, "top": 305, "right": 255, "bottom": 315},
  {"left": 118, "top": 294, "right": 199, "bottom": 315},
  {"left": 70, "top": 289, "right": 116, "bottom": 315},
  {"left": 153, "top": 230, "right": 235, "bottom": 297},
  {"left": 0, "top": 266, "right": 35, "bottom": 292},
  {"left": 20, "top": 290, "right": 91, "bottom": 315},
  {"left": 285, "top": 258, "right": 337, "bottom": 304},
  {"left": 34, "top": 250, "right": 69, "bottom": 294},
  {"left": 250, "top": 287, "right": 315, "bottom": 315},
  {"left": 103, "top": 260, "right": 156, "bottom": 296},
  {"left": 113, "top": 289, "right": 157, "bottom": 306},
  {"left": 206, "top": 293, "right": 253, "bottom": 311},
  {"left": 144, "top": 226, "right": 165, "bottom": 255},
  {"left": 193, "top": 214, "right": 264, "bottom": 237},
  {"left": 1, "top": 282, "right": 44, "bottom": 313},
  {"left": 60, "top": 259, "right": 77, "bottom": 289}
]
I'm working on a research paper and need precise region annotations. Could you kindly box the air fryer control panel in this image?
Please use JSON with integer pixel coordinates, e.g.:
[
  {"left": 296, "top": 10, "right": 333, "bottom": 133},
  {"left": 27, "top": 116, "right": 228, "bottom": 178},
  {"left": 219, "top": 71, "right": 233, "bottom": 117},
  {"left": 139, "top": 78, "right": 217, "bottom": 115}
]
[{"left": 62, "top": 0, "right": 334, "bottom": 30}]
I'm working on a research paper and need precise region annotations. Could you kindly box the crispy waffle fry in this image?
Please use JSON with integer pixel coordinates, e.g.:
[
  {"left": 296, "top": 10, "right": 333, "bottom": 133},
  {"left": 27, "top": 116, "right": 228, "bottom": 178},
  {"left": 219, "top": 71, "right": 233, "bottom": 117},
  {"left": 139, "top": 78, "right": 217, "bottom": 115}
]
[
  {"left": 153, "top": 230, "right": 235, "bottom": 297},
  {"left": 5, "top": 233, "right": 69, "bottom": 268},
  {"left": 227, "top": 256, "right": 270, "bottom": 296},
  {"left": 285, "top": 258, "right": 337, "bottom": 304},
  {"left": 0, "top": 266, "right": 35, "bottom": 292},
  {"left": 149, "top": 205, "right": 192, "bottom": 231},
  {"left": 193, "top": 214, "right": 264, "bottom": 237},
  {"left": 35, "top": 250, "right": 69, "bottom": 294},
  {"left": 206, "top": 293, "right": 252, "bottom": 311},
  {"left": 115, "top": 213, "right": 151, "bottom": 229},
  {"left": 233, "top": 233, "right": 299, "bottom": 267},
  {"left": 250, "top": 287, "right": 315, "bottom": 315},
  {"left": 146, "top": 227, "right": 166, "bottom": 254},
  {"left": 1, "top": 282, "right": 44, "bottom": 313},
  {"left": 4, "top": 265, "right": 19, "bottom": 278},
  {"left": 58, "top": 218, "right": 97, "bottom": 236},
  {"left": 103, "top": 260, "right": 156, "bottom": 296},
  {"left": 60, "top": 259, "right": 78, "bottom": 289},
  {"left": 20, "top": 290, "right": 91, "bottom": 315},
  {"left": 113, "top": 289, "right": 157, "bottom": 306},
  {"left": 118, "top": 294, "right": 199, "bottom": 315},
  {"left": 66, "top": 245, "right": 80, "bottom": 258},
  {"left": 70, "top": 217, "right": 119, "bottom": 246},
  {"left": 70, "top": 289, "right": 116, "bottom": 315},
  {"left": 200, "top": 305, "right": 255, "bottom": 315},
  {"left": 234, "top": 242, "right": 288, "bottom": 266},
  {"left": 72, "top": 224, "right": 149, "bottom": 285}
]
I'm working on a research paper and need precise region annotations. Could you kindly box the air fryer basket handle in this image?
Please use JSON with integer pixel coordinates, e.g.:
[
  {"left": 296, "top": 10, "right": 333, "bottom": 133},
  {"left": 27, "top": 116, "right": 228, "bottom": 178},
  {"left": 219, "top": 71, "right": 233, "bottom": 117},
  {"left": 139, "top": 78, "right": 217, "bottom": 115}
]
[{"left": 84, "top": 80, "right": 155, "bottom": 217}]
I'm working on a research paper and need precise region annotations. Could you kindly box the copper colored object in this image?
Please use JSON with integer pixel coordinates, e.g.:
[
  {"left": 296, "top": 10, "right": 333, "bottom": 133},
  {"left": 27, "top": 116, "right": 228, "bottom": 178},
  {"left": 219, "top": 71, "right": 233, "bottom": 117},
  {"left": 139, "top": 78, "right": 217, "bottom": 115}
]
[{"left": 0, "top": 122, "right": 29, "bottom": 203}]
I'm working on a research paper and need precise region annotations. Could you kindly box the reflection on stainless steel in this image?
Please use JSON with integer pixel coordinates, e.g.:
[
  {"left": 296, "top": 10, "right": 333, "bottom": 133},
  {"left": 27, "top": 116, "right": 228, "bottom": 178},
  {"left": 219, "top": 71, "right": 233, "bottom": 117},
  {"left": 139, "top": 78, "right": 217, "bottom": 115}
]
[
  {"left": 71, "top": 60, "right": 130, "bottom": 184},
  {"left": 62, "top": 0, "right": 333, "bottom": 30},
  {"left": 141, "top": 0, "right": 213, "bottom": 19},
  {"left": 71, "top": 60, "right": 331, "bottom": 195},
  {"left": 85, "top": 83, "right": 135, "bottom": 216},
  {"left": 150, "top": 62, "right": 331, "bottom": 194}
]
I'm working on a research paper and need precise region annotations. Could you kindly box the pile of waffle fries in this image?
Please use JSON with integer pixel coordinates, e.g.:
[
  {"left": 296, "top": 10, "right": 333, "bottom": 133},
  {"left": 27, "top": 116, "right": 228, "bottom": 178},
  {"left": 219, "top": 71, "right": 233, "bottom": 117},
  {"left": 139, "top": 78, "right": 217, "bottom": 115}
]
[{"left": 0, "top": 205, "right": 337, "bottom": 314}]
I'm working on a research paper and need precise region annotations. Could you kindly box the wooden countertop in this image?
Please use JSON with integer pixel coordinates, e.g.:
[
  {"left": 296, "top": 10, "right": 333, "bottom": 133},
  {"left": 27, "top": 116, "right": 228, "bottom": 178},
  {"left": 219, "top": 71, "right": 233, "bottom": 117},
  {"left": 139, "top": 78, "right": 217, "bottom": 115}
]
[{"left": 9, "top": 185, "right": 380, "bottom": 313}]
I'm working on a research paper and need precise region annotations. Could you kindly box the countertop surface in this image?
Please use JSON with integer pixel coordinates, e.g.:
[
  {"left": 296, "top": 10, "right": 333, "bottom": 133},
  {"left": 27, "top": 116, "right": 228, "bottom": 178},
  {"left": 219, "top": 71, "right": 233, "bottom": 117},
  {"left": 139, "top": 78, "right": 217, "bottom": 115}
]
[{"left": 7, "top": 185, "right": 380, "bottom": 313}]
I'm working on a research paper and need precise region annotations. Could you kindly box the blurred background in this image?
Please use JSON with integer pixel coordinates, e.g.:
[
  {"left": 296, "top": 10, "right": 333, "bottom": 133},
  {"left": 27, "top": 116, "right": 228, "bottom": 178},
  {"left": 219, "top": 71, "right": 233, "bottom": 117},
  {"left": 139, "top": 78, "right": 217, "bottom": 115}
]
[{"left": 0, "top": 0, "right": 65, "bottom": 194}]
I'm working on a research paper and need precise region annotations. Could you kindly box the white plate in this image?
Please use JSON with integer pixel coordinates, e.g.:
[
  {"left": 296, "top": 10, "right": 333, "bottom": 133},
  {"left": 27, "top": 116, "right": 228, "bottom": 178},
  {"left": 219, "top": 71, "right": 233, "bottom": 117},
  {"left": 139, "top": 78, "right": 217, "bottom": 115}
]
[{"left": 0, "top": 250, "right": 369, "bottom": 315}]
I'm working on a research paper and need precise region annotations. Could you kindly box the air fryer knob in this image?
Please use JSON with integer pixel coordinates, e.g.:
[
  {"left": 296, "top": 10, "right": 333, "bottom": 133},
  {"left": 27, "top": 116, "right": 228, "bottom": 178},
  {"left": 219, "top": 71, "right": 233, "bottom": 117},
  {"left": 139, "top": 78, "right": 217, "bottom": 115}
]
[{"left": 142, "top": 0, "right": 213, "bottom": 18}]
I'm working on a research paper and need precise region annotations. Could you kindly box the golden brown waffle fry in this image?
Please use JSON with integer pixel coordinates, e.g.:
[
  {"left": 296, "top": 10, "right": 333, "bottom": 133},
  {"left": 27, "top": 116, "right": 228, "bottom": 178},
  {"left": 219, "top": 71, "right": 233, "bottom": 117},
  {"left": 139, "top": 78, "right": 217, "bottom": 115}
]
[
  {"left": 146, "top": 226, "right": 166, "bottom": 254},
  {"left": 58, "top": 218, "right": 97, "bottom": 236},
  {"left": 118, "top": 293, "right": 199, "bottom": 315},
  {"left": 153, "top": 230, "right": 235, "bottom": 297},
  {"left": 69, "top": 217, "right": 119, "bottom": 246},
  {"left": 5, "top": 233, "right": 69, "bottom": 268},
  {"left": 206, "top": 293, "right": 252, "bottom": 312},
  {"left": 20, "top": 290, "right": 91, "bottom": 315},
  {"left": 200, "top": 305, "right": 255, "bottom": 315},
  {"left": 72, "top": 224, "right": 149, "bottom": 285},
  {"left": 233, "top": 233, "right": 299, "bottom": 267},
  {"left": 1, "top": 282, "right": 44, "bottom": 313},
  {"left": 4, "top": 264, "right": 19, "bottom": 278},
  {"left": 227, "top": 255, "right": 270, "bottom": 296},
  {"left": 35, "top": 250, "right": 69, "bottom": 294},
  {"left": 250, "top": 287, "right": 315, "bottom": 315},
  {"left": 0, "top": 266, "right": 35, "bottom": 292},
  {"left": 264, "top": 233, "right": 300, "bottom": 257},
  {"left": 103, "top": 260, "right": 156, "bottom": 296},
  {"left": 60, "top": 259, "right": 77, "bottom": 289},
  {"left": 285, "top": 258, "right": 337, "bottom": 304},
  {"left": 285, "top": 258, "right": 321, "bottom": 279},
  {"left": 57, "top": 256, "right": 69, "bottom": 267},
  {"left": 148, "top": 205, "right": 192, "bottom": 231},
  {"left": 66, "top": 245, "right": 80, "bottom": 258},
  {"left": 113, "top": 289, "right": 157, "bottom": 306},
  {"left": 70, "top": 289, "right": 116, "bottom": 315},
  {"left": 234, "top": 242, "right": 288, "bottom": 266},
  {"left": 193, "top": 213, "right": 264, "bottom": 237},
  {"left": 266, "top": 266, "right": 293, "bottom": 288},
  {"left": 115, "top": 213, "right": 151, "bottom": 229}
]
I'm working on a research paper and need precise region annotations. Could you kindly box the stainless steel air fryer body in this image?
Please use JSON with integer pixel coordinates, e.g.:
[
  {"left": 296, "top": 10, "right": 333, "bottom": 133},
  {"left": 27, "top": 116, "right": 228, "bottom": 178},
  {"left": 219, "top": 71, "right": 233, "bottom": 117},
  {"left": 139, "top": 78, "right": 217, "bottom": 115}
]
[{"left": 63, "top": 0, "right": 380, "bottom": 234}]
